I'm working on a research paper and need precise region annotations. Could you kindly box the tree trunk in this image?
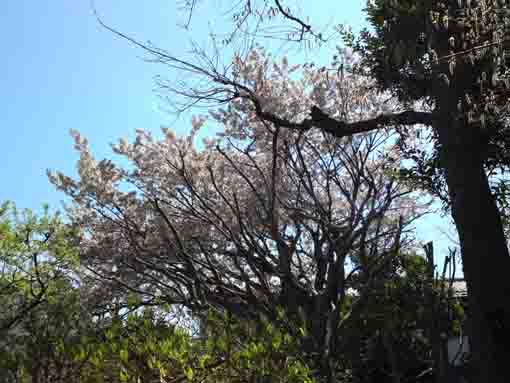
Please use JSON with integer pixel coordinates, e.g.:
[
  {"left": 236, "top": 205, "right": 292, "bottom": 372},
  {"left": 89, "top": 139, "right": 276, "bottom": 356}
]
[{"left": 435, "top": 95, "right": 510, "bottom": 382}]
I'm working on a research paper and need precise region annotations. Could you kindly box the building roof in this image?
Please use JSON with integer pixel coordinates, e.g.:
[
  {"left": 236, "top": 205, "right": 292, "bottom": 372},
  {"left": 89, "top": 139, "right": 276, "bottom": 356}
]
[{"left": 450, "top": 279, "right": 467, "bottom": 298}]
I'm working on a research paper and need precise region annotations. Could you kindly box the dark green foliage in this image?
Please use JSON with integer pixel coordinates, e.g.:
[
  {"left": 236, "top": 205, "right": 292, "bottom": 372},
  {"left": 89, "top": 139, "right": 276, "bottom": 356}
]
[{"left": 343, "top": 0, "right": 510, "bottom": 211}]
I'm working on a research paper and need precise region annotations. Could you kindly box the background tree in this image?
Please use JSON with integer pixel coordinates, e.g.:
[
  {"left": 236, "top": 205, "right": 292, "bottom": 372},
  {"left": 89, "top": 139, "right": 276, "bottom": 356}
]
[
  {"left": 0, "top": 203, "right": 94, "bottom": 383},
  {"left": 0, "top": 202, "right": 78, "bottom": 333},
  {"left": 343, "top": 1, "right": 510, "bottom": 381}
]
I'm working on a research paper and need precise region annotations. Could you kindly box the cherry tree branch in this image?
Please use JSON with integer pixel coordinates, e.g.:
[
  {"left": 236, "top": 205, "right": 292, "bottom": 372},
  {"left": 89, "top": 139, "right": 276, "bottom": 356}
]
[
  {"left": 273, "top": 105, "right": 434, "bottom": 138},
  {"left": 93, "top": 9, "right": 433, "bottom": 138}
]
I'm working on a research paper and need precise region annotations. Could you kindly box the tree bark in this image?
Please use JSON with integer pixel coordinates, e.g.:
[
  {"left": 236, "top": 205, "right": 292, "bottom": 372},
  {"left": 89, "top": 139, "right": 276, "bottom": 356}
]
[{"left": 436, "top": 93, "right": 510, "bottom": 382}]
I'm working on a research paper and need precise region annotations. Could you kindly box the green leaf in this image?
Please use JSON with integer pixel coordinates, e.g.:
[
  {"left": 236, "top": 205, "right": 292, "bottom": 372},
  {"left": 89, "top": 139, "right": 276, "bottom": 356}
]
[
  {"left": 272, "top": 334, "right": 282, "bottom": 350},
  {"left": 120, "top": 369, "right": 129, "bottom": 383},
  {"left": 185, "top": 367, "right": 194, "bottom": 381},
  {"left": 120, "top": 348, "right": 128, "bottom": 363}
]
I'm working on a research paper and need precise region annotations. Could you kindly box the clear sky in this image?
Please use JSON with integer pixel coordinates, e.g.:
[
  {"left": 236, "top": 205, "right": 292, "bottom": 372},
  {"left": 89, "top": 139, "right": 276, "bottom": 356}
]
[{"left": 0, "top": 1, "right": 458, "bottom": 270}]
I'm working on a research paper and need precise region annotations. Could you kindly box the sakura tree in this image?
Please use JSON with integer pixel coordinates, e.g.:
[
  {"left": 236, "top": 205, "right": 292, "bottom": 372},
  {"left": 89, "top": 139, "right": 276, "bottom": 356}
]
[
  {"left": 49, "top": 49, "right": 428, "bottom": 380},
  {"left": 92, "top": 2, "right": 510, "bottom": 380}
]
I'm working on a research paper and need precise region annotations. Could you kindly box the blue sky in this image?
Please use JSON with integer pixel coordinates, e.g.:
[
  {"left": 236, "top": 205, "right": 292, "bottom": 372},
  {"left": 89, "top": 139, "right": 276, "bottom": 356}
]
[
  {"left": 0, "top": 0, "right": 367, "bottom": 209},
  {"left": 0, "top": 1, "right": 458, "bottom": 269},
  {"left": 1, "top": 1, "right": 182, "bottom": 209}
]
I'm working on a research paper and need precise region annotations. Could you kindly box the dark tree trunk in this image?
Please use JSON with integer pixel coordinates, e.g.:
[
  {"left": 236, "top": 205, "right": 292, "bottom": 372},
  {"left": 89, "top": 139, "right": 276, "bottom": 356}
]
[{"left": 435, "top": 93, "right": 510, "bottom": 382}]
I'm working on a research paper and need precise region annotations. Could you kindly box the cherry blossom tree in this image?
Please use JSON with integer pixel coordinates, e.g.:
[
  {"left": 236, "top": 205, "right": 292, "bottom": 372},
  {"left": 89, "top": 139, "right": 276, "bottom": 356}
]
[
  {"left": 49, "top": 49, "right": 427, "bottom": 381},
  {"left": 90, "top": 1, "right": 510, "bottom": 380}
]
